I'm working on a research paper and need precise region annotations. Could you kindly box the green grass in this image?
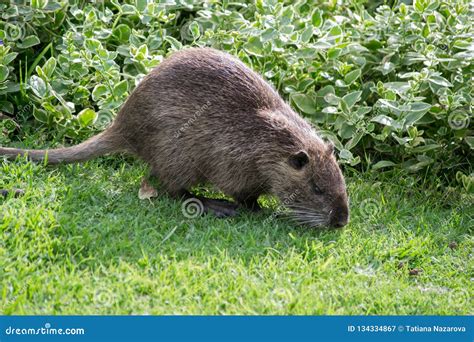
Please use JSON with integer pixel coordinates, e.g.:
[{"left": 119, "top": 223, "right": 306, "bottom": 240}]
[{"left": 0, "top": 140, "right": 473, "bottom": 315}]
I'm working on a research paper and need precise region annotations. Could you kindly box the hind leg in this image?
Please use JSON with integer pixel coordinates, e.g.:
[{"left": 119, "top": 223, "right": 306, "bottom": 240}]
[
  {"left": 234, "top": 193, "right": 262, "bottom": 212},
  {"left": 240, "top": 197, "right": 261, "bottom": 212},
  {"left": 181, "top": 191, "right": 239, "bottom": 218},
  {"left": 149, "top": 168, "right": 238, "bottom": 218},
  {"left": 1, "top": 189, "right": 24, "bottom": 198},
  {"left": 147, "top": 166, "right": 186, "bottom": 198}
]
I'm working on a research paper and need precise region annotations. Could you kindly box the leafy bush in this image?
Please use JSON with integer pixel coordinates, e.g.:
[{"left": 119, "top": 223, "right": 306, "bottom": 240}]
[{"left": 0, "top": 0, "right": 472, "bottom": 188}]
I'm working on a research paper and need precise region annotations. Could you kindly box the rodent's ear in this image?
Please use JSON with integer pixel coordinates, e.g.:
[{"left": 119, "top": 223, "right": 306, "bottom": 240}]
[
  {"left": 326, "top": 141, "right": 335, "bottom": 155},
  {"left": 288, "top": 150, "right": 309, "bottom": 170}
]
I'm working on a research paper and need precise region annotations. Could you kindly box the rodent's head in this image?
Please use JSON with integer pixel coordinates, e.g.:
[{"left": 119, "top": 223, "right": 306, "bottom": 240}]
[{"left": 271, "top": 142, "right": 349, "bottom": 228}]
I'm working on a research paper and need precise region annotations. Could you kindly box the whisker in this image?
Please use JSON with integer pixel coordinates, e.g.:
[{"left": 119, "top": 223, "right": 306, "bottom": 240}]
[
  {"left": 287, "top": 214, "right": 326, "bottom": 225},
  {"left": 285, "top": 210, "right": 330, "bottom": 227},
  {"left": 279, "top": 202, "right": 331, "bottom": 228}
]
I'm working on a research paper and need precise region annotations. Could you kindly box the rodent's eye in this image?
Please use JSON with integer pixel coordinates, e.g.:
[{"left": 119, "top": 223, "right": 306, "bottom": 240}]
[{"left": 313, "top": 183, "right": 324, "bottom": 195}]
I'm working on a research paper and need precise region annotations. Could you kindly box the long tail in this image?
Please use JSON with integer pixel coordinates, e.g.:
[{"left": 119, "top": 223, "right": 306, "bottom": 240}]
[{"left": 0, "top": 131, "right": 122, "bottom": 164}]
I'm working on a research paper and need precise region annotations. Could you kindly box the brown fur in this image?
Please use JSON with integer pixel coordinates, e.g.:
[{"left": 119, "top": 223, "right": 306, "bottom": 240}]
[{"left": 0, "top": 48, "right": 349, "bottom": 227}]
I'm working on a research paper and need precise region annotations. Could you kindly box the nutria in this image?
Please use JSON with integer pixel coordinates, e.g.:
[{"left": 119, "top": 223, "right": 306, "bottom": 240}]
[{"left": 0, "top": 48, "right": 349, "bottom": 228}]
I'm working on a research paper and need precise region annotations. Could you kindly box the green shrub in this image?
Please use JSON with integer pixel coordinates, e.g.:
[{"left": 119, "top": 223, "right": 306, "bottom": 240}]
[{"left": 0, "top": 0, "right": 472, "bottom": 188}]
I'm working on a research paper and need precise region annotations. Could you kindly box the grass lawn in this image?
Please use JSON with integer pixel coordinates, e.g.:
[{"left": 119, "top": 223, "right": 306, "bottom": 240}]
[{"left": 0, "top": 139, "right": 472, "bottom": 315}]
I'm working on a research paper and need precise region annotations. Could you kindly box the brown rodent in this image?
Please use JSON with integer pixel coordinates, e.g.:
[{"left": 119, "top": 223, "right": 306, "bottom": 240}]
[{"left": 0, "top": 48, "right": 349, "bottom": 228}]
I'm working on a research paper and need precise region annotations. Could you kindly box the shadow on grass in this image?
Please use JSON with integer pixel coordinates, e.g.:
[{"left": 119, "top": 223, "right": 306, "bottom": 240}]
[{"left": 51, "top": 161, "right": 344, "bottom": 268}]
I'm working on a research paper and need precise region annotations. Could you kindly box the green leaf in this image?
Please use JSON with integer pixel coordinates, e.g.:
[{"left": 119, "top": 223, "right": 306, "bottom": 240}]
[
  {"left": 17, "top": 36, "right": 41, "bottom": 49},
  {"left": 261, "top": 28, "right": 278, "bottom": 42},
  {"left": 377, "top": 99, "right": 402, "bottom": 115},
  {"left": 413, "top": 0, "right": 426, "bottom": 13},
  {"left": 311, "top": 9, "right": 323, "bottom": 27},
  {"left": 371, "top": 115, "right": 397, "bottom": 128},
  {"left": 377, "top": 62, "right": 395, "bottom": 75},
  {"left": 365, "top": 39, "right": 383, "bottom": 51},
  {"left": 464, "top": 136, "right": 474, "bottom": 149},
  {"left": 405, "top": 155, "right": 434, "bottom": 172},
  {"left": 428, "top": 75, "right": 452, "bottom": 87},
  {"left": 113, "top": 80, "right": 128, "bottom": 98},
  {"left": 422, "top": 24, "right": 430, "bottom": 38},
  {"left": 372, "top": 160, "right": 396, "bottom": 170},
  {"left": 324, "top": 93, "right": 340, "bottom": 106},
  {"left": 0, "top": 81, "right": 20, "bottom": 94},
  {"left": 426, "top": 0, "right": 439, "bottom": 11},
  {"left": 405, "top": 102, "right": 431, "bottom": 126},
  {"left": 164, "top": 36, "right": 182, "bottom": 51},
  {"left": 300, "top": 25, "right": 313, "bottom": 44},
  {"left": 84, "top": 38, "right": 102, "bottom": 52},
  {"left": 31, "top": 0, "right": 48, "bottom": 9},
  {"left": 291, "top": 93, "right": 316, "bottom": 114},
  {"left": 42, "top": 57, "right": 56, "bottom": 78},
  {"left": 280, "top": 25, "right": 294, "bottom": 35},
  {"left": 322, "top": 106, "right": 338, "bottom": 114},
  {"left": 77, "top": 108, "right": 97, "bottom": 127},
  {"left": 344, "top": 69, "right": 361, "bottom": 85},
  {"left": 340, "top": 100, "right": 350, "bottom": 115},
  {"left": 73, "top": 86, "right": 90, "bottom": 102},
  {"left": 243, "top": 36, "right": 264, "bottom": 57},
  {"left": 188, "top": 22, "right": 201, "bottom": 40},
  {"left": 296, "top": 47, "right": 317, "bottom": 58},
  {"left": 33, "top": 106, "right": 49, "bottom": 123},
  {"left": 453, "top": 40, "right": 471, "bottom": 49},
  {"left": 135, "top": 0, "right": 147, "bottom": 11},
  {"left": 112, "top": 24, "right": 131, "bottom": 43},
  {"left": 411, "top": 144, "right": 441, "bottom": 153},
  {"left": 35, "top": 66, "right": 45, "bottom": 79},
  {"left": 313, "top": 40, "right": 332, "bottom": 49},
  {"left": 356, "top": 106, "right": 372, "bottom": 117},
  {"left": 345, "top": 130, "right": 364, "bottom": 150},
  {"left": 342, "top": 91, "right": 362, "bottom": 109},
  {"left": 328, "top": 25, "right": 342, "bottom": 38},
  {"left": 327, "top": 48, "right": 341, "bottom": 60},
  {"left": 339, "top": 123, "right": 355, "bottom": 139},
  {"left": 92, "top": 84, "right": 108, "bottom": 101},
  {"left": 383, "top": 82, "right": 411, "bottom": 95},
  {"left": 121, "top": 4, "right": 137, "bottom": 14},
  {"left": 319, "top": 130, "right": 343, "bottom": 150},
  {"left": 3, "top": 52, "right": 18, "bottom": 65},
  {"left": 0, "top": 100, "right": 14, "bottom": 114},
  {"left": 316, "top": 85, "right": 336, "bottom": 106},
  {"left": 0, "top": 65, "right": 9, "bottom": 83},
  {"left": 407, "top": 126, "right": 418, "bottom": 139},
  {"left": 280, "top": 7, "right": 294, "bottom": 26},
  {"left": 134, "top": 44, "right": 149, "bottom": 60},
  {"left": 339, "top": 149, "right": 354, "bottom": 161},
  {"left": 29, "top": 75, "right": 47, "bottom": 97}
]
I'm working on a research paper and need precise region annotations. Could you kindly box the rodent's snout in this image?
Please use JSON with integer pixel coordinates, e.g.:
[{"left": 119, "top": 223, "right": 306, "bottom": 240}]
[{"left": 329, "top": 198, "right": 349, "bottom": 228}]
